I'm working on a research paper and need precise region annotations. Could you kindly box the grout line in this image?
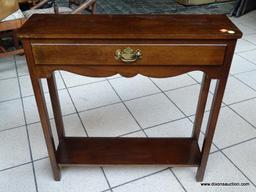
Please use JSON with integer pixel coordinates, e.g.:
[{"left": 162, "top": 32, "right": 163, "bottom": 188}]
[
  {"left": 161, "top": 82, "right": 199, "bottom": 92},
  {"left": 58, "top": 72, "right": 90, "bottom": 137},
  {"left": 242, "top": 37, "right": 256, "bottom": 47},
  {"left": 238, "top": 53, "right": 256, "bottom": 66},
  {"left": 106, "top": 79, "right": 148, "bottom": 137},
  {"left": 231, "top": 73, "right": 256, "bottom": 92},
  {"left": 14, "top": 55, "right": 39, "bottom": 192},
  {"left": 231, "top": 68, "right": 256, "bottom": 76},
  {"left": 0, "top": 96, "right": 21, "bottom": 104},
  {"left": 101, "top": 189, "right": 112, "bottom": 192},
  {"left": 0, "top": 157, "right": 48, "bottom": 173},
  {"left": 226, "top": 105, "right": 256, "bottom": 131},
  {"left": 149, "top": 77, "right": 194, "bottom": 122},
  {"left": 108, "top": 168, "right": 169, "bottom": 190},
  {"left": 123, "top": 91, "right": 162, "bottom": 101},
  {"left": 118, "top": 116, "right": 191, "bottom": 137},
  {"left": 20, "top": 87, "right": 67, "bottom": 99},
  {"left": 0, "top": 124, "right": 26, "bottom": 133},
  {"left": 220, "top": 150, "right": 256, "bottom": 188},
  {"left": 101, "top": 167, "right": 114, "bottom": 192},
  {"left": 18, "top": 73, "right": 30, "bottom": 78},
  {"left": 76, "top": 101, "right": 123, "bottom": 114},
  {"left": 227, "top": 96, "right": 256, "bottom": 106},
  {"left": 186, "top": 73, "right": 201, "bottom": 84},
  {"left": 235, "top": 48, "right": 256, "bottom": 54},
  {"left": 219, "top": 137, "right": 256, "bottom": 152},
  {"left": 142, "top": 116, "right": 190, "bottom": 132},
  {"left": 0, "top": 76, "right": 18, "bottom": 82},
  {"left": 33, "top": 156, "right": 49, "bottom": 163},
  {"left": 118, "top": 129, "right": 146, "bottom": 137},
  {"left": 0, "top": 161, "right": 32, "bottom": 172},
  {"left": 169, "top": 168, "right": 188, "bottom": 192}
]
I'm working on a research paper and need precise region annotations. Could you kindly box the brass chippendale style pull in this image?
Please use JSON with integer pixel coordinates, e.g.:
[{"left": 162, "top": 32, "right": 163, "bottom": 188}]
[{"left": 115, "top": 47, "right": 142, "bottom": 63}]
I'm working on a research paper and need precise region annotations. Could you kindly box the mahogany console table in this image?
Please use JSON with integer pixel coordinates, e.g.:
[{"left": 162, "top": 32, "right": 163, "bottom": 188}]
[{"left": 18, "top": 14, "right": 242, "bottom": 182}]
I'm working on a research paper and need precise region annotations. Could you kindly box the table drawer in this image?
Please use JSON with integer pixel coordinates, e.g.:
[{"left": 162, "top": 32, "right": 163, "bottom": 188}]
[{"left": 32, "top": 44, "right": 226, "bottom": 66}]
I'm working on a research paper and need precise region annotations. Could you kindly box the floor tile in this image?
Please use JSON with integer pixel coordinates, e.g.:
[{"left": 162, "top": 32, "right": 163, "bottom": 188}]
[
  {"left": 145, "top": 118, "right": 192, "bottom": 137},
  {"left": 69, "top": 81, "right": 120, "bottom": 112},
  {"left": 104, "top": 166, "right": 167, "bottom": 188},
  {"left": 235, "top": 70, "right": 256, "bottom": 90},
  {"left": 230, "top": 55, "right": 256, "bottom": 75},
  {"left": 173, "top": 152, "right": 255, "bottom": 192},
  {"left": 230, "top": 98, "right": 256, "bottom": 127},
  {"left": 235, "top": 39, "right": 256, "bottom": 53},
  {"left": 0, "top": 163, "right": 36, "bottom": 192},
  {"left": 0, "top": 56, "right": 16, "bottom": 80},
  {"left": 235, "top": 13, "right": 256, "bottom": 30},
  {"left": 23, "top": 90, "right": 75, "bottom": 124},
  {"left": 0, "top": 78, "right": 20, "bottom": 102},
  {"left": 0, "top": 127, "right": 31, "bottom": 170},
  {"left": 188, "top": 71, "right": 204, "bottom": 83},
  {"left": 166, "top": 84, "right": 213, "bottom": 116},
  {"left": 239, "top": 49, "right": 256, "bottom": 64},
  {"left": 112, "top": 170, "right": 184, "bottom": 192},
  {"left": 110, "top": 75, "right": 159, "bottom": 100},
  {"left": 125, "top": 93, "right": 184, "bottom": 128},
  {"left": 15, "top": 55, "right": 29, "bottom": 76},
  {"left": 244, "top": 34, "right": 256, "bottom": 45},
  {"left": 35, "top": 158, "right": 109, "bottom": 192},
  {"left": 193, "top": 107, "right": 256, "bottom": 149},
  {"left": 28, "top": 114, "right": 86, "bottom": 160},
  {"left": 223, "top": 139, "right": 256, "bottom": 184},
  {"left": 121, "top": 130, "right": 146, "bottom": 137},
  {"left": 61, "top": 71, "right": 105, "bottom": 87},
  {"left": 151, "top": 74, "right": 196, "bottom": 91},
  {"left": 19, "top": 75, "right": 46, "bottom": 97},
  {"left": 80, "top": 103, "right": 140, "bottom": 137},
  {"left": 233, "top": 22, "right": 256, "bottom": 35},
  {"left": 0, "top": 99, "right": 25, "bottom": 131},
  {"left": 19, "top": 73, "right": 65, "bottom": 97},
  {"left": 219, "top": 76, "right": 256, "bottom": 105}
]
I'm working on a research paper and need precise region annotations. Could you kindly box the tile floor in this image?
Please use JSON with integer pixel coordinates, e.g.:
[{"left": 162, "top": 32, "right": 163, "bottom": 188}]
[{"left": 1, "top": 11, "right": 256, "bottom": 192}]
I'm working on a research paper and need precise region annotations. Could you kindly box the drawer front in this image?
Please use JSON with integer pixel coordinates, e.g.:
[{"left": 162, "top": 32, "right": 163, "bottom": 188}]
[{"left": 32, "top": 44, "right": 226, "bottom": 66}]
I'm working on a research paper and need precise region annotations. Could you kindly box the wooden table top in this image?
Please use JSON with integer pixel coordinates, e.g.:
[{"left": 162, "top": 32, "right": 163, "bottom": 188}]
[{"left": 18, "top": 14, "right": 242, "bottom": 40}]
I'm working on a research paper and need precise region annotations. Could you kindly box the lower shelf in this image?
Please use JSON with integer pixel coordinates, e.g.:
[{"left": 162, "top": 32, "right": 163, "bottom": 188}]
[{"left": 56, "top": 137, "right": 201, "bottom": 166}]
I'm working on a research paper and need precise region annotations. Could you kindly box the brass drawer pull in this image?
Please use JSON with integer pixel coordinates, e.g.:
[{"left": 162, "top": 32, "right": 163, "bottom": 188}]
[{"left": 115, "top": 47, "right": 142, "bottom": 63}]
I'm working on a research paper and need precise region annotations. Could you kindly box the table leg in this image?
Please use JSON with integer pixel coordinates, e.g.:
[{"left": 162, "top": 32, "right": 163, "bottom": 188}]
[
  {"left": 192, "top": 73, "right": 211, "bottom": 140},
  {"left": 47, "top": 72, "right": 65, "bottom": 141},
  {"left": 196, "top": 77, "right": 228, "bottom": 181},
  {"left": 92, "top": 1, "right": 97, "bottom": 14},
  {"left": 30, "top": 76, "right": 61, "bottom": 181}
]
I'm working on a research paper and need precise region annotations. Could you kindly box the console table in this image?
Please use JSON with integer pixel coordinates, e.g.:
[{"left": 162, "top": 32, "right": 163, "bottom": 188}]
[{"left": 18, "top": 14, "right": 242, "bottom": 182}]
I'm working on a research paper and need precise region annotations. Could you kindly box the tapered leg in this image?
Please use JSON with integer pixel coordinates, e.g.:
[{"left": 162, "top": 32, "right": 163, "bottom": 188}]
[
  {"left": 192, "top": 73, "right": 211, "bottom": 140},
  {"left": 47, "top": 72, "right": 65, "bottom": 141},
  {"left": 196, "top": 77, "right": 228, "bottom": 181},
  {"left": 30, "top": 76, "right": 61, "bottom": 181},
  {"left": 92, "top": 1, "right": 97, "bottom": 14}
]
